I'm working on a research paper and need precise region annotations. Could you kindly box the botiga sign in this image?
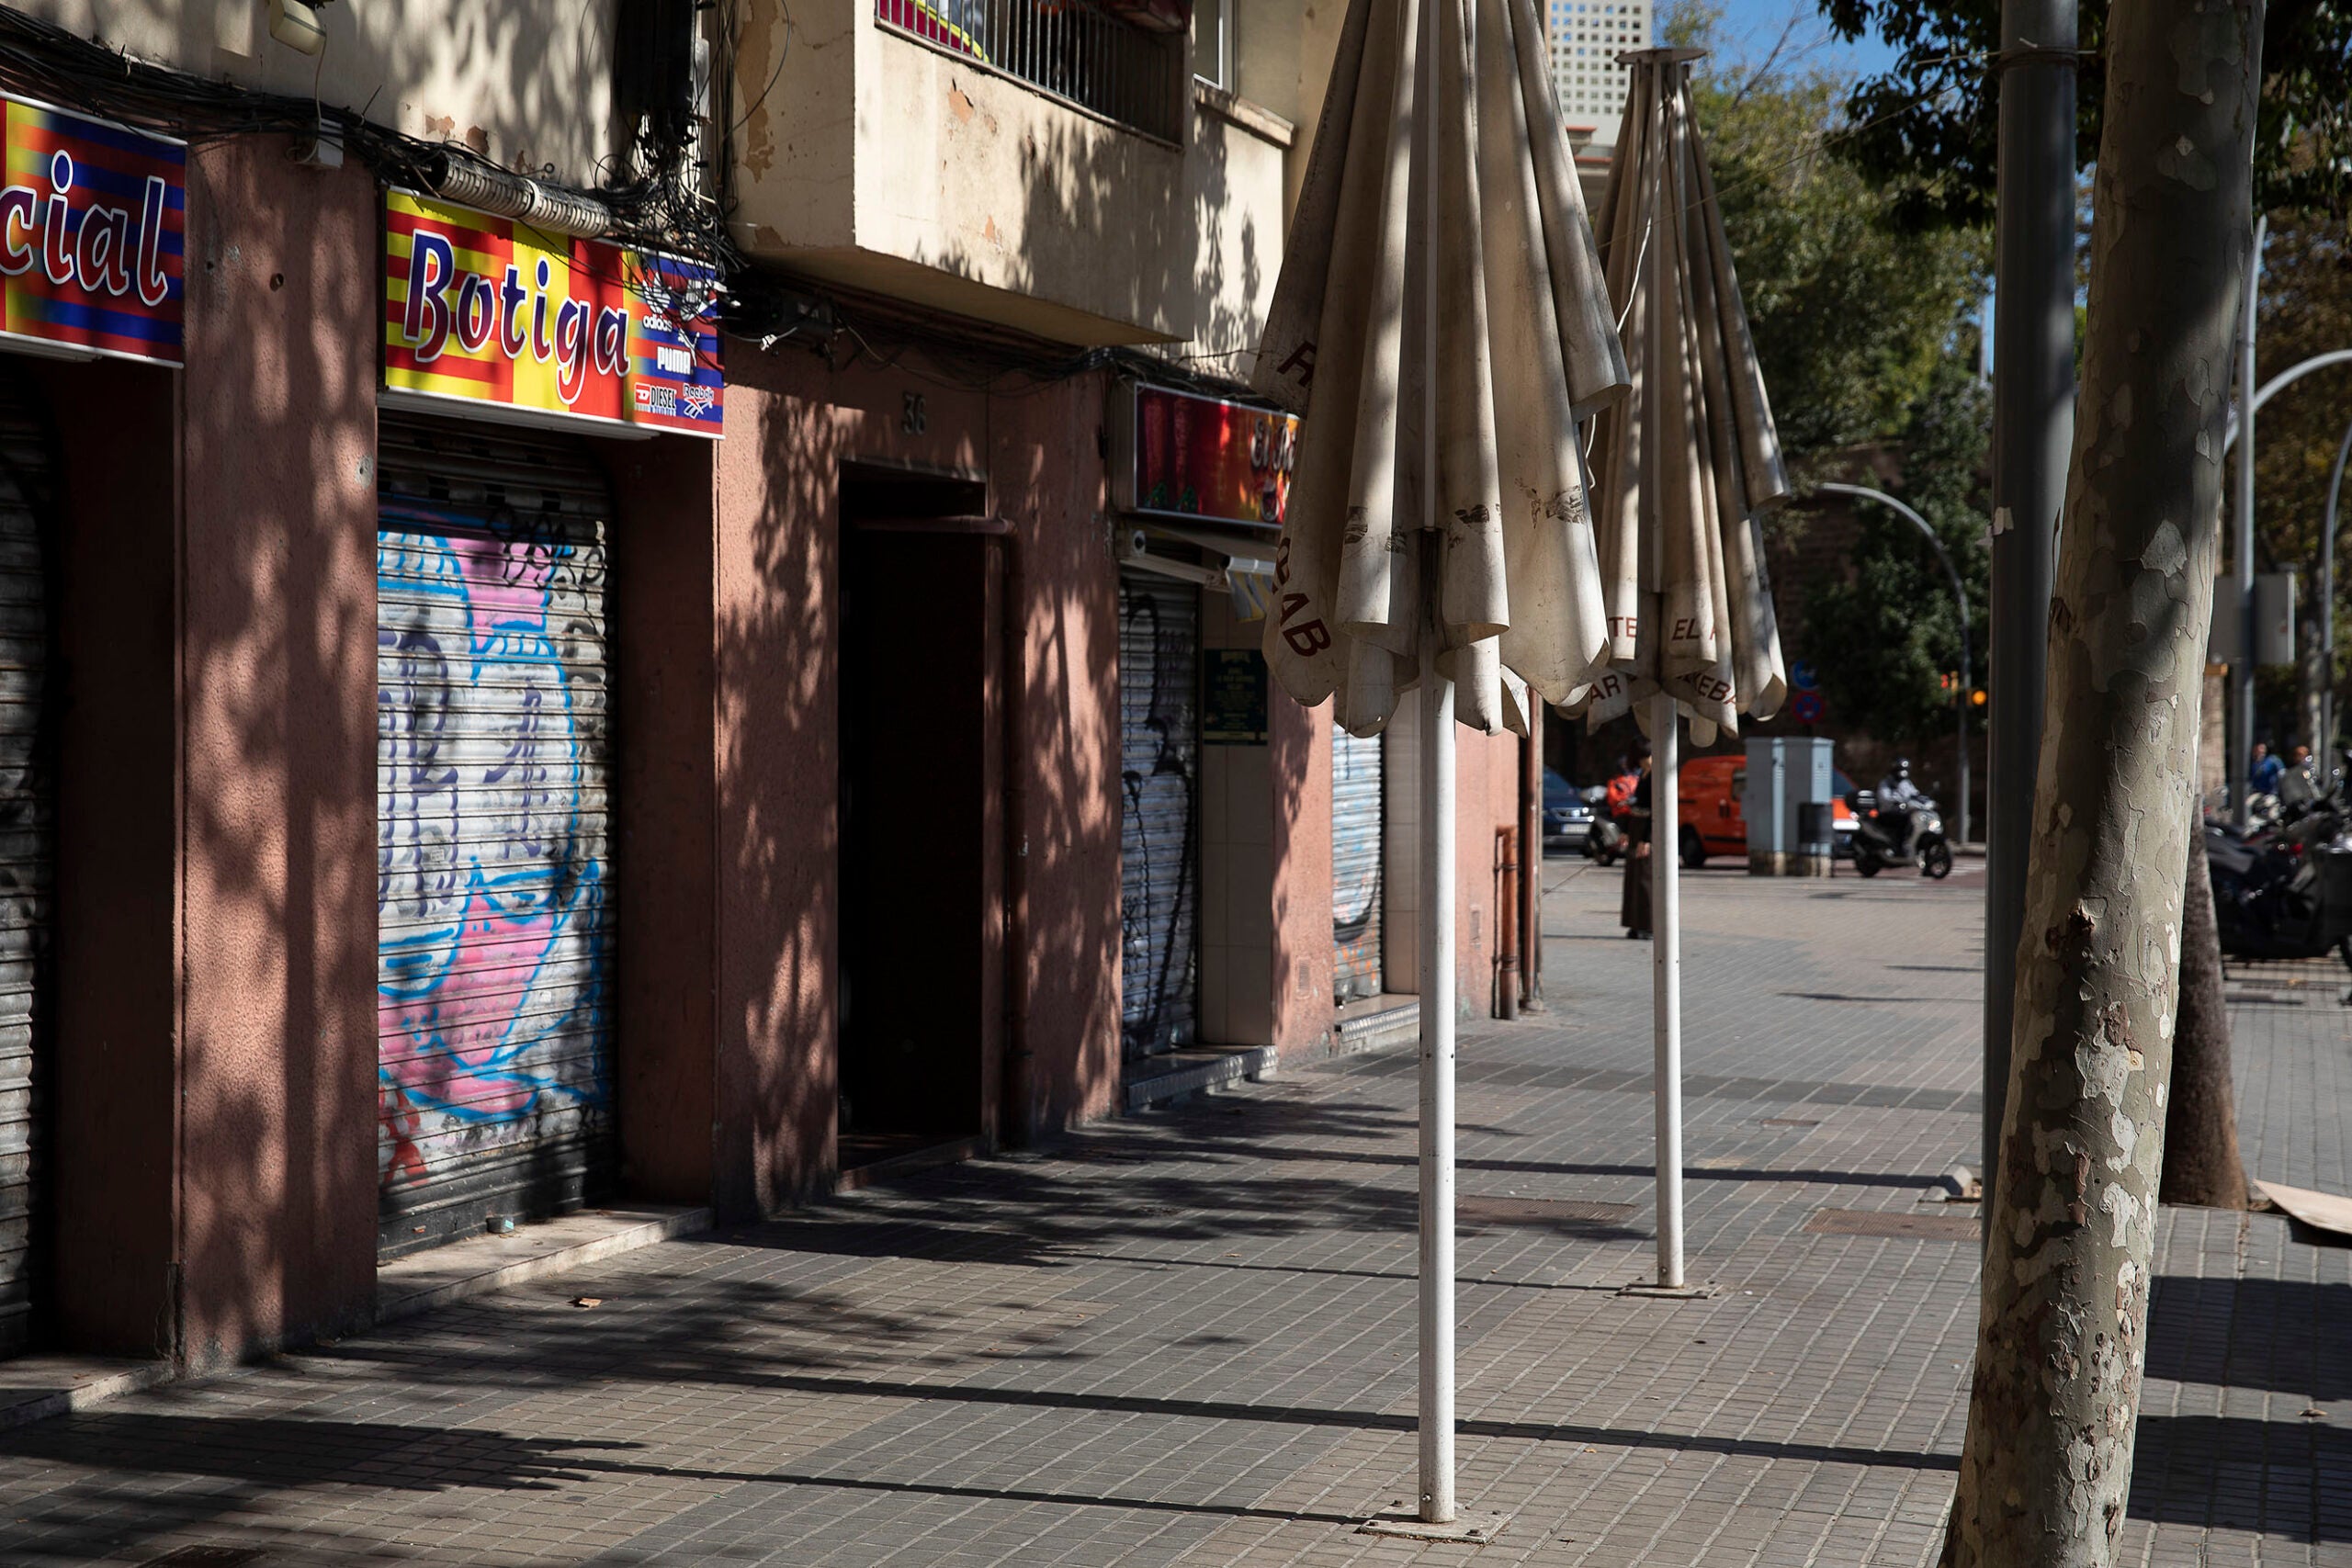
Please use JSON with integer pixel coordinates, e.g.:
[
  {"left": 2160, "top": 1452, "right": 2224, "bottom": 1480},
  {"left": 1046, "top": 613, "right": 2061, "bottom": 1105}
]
[{"left": 381, "top": 189, "right": 723, "bottom": 437}]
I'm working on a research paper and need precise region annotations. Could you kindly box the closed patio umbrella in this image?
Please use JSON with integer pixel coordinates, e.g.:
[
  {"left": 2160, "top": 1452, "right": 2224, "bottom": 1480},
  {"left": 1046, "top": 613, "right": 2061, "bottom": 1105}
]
[
  {"left": 1251, "top": 0, "right": 1627, "bottom": 1525},
  {"left": 1573, "top": 46, "right": 1792, "bottom": 1294}
]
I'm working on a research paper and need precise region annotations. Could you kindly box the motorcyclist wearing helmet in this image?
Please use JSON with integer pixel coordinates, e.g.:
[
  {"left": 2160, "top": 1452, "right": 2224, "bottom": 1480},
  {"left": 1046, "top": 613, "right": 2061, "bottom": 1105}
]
[{"left": 1876, "top": 758, "right": 1927, "bottom": 860}]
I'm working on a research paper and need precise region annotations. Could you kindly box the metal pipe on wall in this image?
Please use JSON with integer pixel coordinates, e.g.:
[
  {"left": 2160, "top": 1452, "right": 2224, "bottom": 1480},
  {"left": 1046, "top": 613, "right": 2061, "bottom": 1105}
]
[
  {"left": 1495, "top": 828, "right": 1519, "bottom": 1021},
  {"left": 1521, "top": 705, "right": 1543, "bottom": 1010},
  {"left": 1983, "top": 0, "right": 2075, "bottom": 1219}
]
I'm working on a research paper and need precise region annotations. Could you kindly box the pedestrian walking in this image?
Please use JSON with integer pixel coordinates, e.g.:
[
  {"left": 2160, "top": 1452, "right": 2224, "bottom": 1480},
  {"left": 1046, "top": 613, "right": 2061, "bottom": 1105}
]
[
  {"left": 2249, "top": 740, "right": 2284, "bottom": 799},
  {"left": 1620, "top": 736, "right": 1653, "bottom": 939}
]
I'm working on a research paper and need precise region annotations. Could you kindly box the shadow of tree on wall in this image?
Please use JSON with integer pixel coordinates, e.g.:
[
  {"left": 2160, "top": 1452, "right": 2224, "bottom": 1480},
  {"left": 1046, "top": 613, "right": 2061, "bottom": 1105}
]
[
  {"left": 85, "top": 1, "right": 616, "bottom": 187},
  {"left": 157, "top": 137, "right": 383, "bottom": 1368}
]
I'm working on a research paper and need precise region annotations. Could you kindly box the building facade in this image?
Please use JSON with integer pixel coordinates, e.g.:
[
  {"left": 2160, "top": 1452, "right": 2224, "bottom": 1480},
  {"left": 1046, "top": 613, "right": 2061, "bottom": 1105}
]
[
  {"left": 1545, "top": 0, "right": 1649, "bottom": 149},
  {"left": 0, "top": 0, "right": 1532, "bottom": 1372}
]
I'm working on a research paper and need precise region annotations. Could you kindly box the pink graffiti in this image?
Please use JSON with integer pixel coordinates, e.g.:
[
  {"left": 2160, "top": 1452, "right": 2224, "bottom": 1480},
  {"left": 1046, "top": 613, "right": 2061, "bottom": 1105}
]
[{"left": 378, "top": 514, "right": 604, "bottom": 1197}]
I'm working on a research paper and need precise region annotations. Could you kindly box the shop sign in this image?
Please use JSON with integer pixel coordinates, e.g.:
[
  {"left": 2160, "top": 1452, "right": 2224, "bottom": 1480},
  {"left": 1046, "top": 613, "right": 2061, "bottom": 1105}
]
[
  {"left": 1112, "top": 382, "right": 1295, "bottom": 528},
  {"left": 1202, "top": 649, "right": 1270, "bottom": 744},
  {"left": 0, "top": 95, "right": 185, "bottom": 367},
  {"left": 383, "top": 190, "right": 722, "bottom": 438}
]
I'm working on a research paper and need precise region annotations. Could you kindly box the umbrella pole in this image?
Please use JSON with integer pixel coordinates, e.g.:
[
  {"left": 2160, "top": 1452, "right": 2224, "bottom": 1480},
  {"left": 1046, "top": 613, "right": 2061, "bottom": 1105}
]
[
  {"left": 1412, "top": 0, "right": 1453, "bottom": 1520},
  {"left": 1417, "top": 645, "right": 1458, "bottom": 1524},
  {"left": 1651, "top": 690, "right": 1685, "bottom": 1289}
]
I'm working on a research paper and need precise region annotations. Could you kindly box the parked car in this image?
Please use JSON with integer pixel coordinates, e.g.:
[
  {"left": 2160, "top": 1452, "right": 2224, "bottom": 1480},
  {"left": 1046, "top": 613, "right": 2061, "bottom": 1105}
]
[
  {"left": 1674, "top": 755, "right": 1859, "bottom": 867},
  {"left": 1542, "top": 768, "right": 1593, "bottom": 852}
]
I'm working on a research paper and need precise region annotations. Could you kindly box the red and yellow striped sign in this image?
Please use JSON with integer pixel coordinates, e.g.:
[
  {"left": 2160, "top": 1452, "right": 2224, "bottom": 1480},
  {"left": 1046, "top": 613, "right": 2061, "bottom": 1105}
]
[
  {"left": 383, "top": 190, "right": 722, "bottom": 437},
  {"left": 0, "top": 95, "right": 184, "bottom": 366}
]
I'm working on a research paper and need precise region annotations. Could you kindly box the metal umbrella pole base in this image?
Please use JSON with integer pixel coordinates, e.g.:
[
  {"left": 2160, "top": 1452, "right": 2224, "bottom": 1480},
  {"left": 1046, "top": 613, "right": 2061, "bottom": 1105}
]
[{"left": 1359, "top": 1511, "right": 1514, "bottom": 1544}]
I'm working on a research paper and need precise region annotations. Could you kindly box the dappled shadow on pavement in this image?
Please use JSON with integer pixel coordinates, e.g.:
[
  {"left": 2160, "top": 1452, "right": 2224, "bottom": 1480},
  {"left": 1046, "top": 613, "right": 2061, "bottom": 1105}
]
[{"left": 0, "top": 1411, "right": 636, "bottom": 1564}]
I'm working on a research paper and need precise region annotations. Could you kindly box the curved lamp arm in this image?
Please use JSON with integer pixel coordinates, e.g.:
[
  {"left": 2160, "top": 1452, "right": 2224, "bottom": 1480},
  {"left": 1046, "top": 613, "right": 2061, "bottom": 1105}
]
[
  {"left": 1813, "top": 480, "right": 1975, "bottom": 846},
  {"left": 2224, "top": 349, "right": 2352, "bottom": 451}
]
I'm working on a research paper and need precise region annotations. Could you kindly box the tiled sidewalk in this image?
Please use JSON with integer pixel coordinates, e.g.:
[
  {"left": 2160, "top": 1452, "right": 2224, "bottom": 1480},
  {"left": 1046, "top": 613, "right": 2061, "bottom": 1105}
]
[{"left": 0, "top": 860, "right": 2343, "bottom": 1565}]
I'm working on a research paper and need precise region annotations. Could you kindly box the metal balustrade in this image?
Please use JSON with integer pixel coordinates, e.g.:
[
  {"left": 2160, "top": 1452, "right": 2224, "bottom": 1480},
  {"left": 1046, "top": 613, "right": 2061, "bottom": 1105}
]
[{"left": 876, "top": 0, "right": 1187, "bottom": 143}]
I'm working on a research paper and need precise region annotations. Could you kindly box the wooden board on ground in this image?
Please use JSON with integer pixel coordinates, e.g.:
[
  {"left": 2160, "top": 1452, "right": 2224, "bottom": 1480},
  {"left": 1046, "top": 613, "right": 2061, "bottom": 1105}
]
[{"left": 2254, "top": 1179, "right": 2352, "bottom": 1240}]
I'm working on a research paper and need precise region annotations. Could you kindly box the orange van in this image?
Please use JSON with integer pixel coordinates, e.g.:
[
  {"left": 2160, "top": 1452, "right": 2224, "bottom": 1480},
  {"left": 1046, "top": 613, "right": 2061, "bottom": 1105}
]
[{"left": 1673, "top": 754, "right": 1857, "bottom": 866}]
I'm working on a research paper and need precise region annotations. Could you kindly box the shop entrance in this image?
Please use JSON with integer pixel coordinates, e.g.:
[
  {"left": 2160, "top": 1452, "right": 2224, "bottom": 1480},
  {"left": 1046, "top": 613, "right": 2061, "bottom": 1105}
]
[{"left": 839, "top": 476, "right": 993, "bottom": 1168}]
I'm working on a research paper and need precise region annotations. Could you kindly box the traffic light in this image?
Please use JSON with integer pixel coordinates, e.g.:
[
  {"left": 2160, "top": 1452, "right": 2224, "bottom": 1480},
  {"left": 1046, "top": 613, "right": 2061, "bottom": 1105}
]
[{"left": 1972, "top": 688, "right": 1988, "bottom": 707}]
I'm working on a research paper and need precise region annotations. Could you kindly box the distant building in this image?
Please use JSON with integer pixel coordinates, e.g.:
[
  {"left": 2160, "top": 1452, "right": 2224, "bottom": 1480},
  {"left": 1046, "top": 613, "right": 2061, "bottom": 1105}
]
[{"left": 1547, "top": 0, "right": 1651, "bottom": 149}]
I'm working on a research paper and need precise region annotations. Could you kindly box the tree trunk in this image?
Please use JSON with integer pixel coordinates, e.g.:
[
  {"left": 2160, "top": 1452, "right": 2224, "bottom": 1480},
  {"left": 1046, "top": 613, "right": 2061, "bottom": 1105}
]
[
  {"left": 1942, "top": 0, "right": 2264, "bottom": 1562},
  {"left": 2161, "top": 813, "right": 2250, "bottom": 1210}
]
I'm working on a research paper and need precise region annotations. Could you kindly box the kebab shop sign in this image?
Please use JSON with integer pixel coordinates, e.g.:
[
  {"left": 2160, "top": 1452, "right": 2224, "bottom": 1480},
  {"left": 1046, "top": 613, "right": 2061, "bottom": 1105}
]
[{"left": 383, "top": 189, "right": 722, "bottom": 437}]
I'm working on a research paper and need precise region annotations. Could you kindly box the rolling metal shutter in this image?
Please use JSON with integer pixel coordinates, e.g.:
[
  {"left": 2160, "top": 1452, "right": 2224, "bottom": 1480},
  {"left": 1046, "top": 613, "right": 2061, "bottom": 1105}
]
[
  {"left": 1332, "top": 726, "right": 1384, "bottom": 1002},
  {"left": 375, "top": 414, "right": 616, "bottom": 1258},
  {"left": 1118, "top": 570, "right": 1199, "bottom": 1058},
  {"left": 0, "top": 384, "right": 51, "bottom": 1354}
]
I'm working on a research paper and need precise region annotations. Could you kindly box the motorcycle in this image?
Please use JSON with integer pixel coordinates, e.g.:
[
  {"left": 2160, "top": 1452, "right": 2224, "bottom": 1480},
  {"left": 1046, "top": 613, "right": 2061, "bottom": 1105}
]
[
  {"left": 2208, "top": 778, "right": 2352, "bottom": 969},
  {"left": 1849, "top": 791, "right": 1953, "bottom": 880}
]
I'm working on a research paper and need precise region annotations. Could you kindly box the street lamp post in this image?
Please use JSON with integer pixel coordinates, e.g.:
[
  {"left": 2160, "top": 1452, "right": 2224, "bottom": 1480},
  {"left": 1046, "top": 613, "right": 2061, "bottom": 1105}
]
[
  {"left": 2231, "top": 220, "right": 2265, "bottom": 828},
  {"left": 2323, "top": 418, "right": 2352, "bottom": 758},
  {"left": 2217, "top": 339, "right": 2352, "bottom": 802},
  {"left": 1985, "top": 0, "right": 2075, "bottom": 1220},
  {"left": 1818, "top": 482, "right": 1973, "bottom": 850}
]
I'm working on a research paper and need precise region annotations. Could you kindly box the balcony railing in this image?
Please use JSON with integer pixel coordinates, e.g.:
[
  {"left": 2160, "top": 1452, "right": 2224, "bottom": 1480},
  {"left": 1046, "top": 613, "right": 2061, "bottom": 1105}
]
[{"left": 876, "top": 0, "right": 1186, "bottom": 143}]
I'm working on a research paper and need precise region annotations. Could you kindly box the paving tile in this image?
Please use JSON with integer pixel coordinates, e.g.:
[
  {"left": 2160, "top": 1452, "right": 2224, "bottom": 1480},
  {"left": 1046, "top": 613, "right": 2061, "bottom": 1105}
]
[{"left": 0, "top": 863, "right": 2335, "bottom": 1564}]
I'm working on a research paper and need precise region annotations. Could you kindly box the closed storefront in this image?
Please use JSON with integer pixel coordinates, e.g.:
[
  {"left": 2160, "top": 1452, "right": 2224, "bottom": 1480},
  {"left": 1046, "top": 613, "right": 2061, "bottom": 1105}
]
[
  {"left": 1118, "top": 569, "right": 1200, "bottom": 1057},
  {"left": 0, "top": 383, "right": 52, "bottom": 1355},
  {"left": 1333, "top": 727, "right": 1384, "bottom": 1002},
  {"left": 375, "top": 415, "right": 617, "bottom": 1256}
]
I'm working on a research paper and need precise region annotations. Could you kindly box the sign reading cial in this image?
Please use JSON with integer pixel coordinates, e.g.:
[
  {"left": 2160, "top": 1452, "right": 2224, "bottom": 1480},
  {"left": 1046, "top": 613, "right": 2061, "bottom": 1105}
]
[
  {"left": 0, "top": 96, "right": 185, "bottom": 366},
  {"left": 1114, "top": 382, "right": 1296, "bottom": 528},
  {"left": 383, "top": 190, "right": 722, "bottom": 438}
]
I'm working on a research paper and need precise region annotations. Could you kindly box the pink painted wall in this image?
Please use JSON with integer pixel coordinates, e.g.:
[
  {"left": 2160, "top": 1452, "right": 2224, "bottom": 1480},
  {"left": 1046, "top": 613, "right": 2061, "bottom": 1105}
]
[
  {"left": 608, "top": 437, "right": 721, "bottom": 1206},
  {"left": 1269, "top": 693, "right": 1333, "bottom": 1053},
  {"left": 174, "top": 140, "right": 380, "bottom": 1367},
  {"left": 989, "top": 375, "right": 1122, "bottom": 1136}
]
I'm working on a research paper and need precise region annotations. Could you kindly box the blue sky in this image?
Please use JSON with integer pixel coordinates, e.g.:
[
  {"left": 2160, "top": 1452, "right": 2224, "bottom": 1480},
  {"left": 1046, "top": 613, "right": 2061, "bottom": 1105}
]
[{"left": 1663, "top": 0, "right": 1903, "bottom": 87}]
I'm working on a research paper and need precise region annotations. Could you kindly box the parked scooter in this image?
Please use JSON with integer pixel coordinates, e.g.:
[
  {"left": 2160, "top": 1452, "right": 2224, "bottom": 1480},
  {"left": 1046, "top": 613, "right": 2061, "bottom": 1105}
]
[
  {"left": 2208, "top": 765, "right": 2352, "bottom": 970},
  {"left": 1849, "top": 790, "right": 1953, "bottom": 880}
]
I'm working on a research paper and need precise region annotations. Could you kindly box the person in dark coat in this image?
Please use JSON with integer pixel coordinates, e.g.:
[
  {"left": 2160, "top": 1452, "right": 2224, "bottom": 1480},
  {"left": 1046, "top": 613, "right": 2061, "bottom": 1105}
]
[{"left": 1621, "top": 736, "right": 1653, "bottom": 939}]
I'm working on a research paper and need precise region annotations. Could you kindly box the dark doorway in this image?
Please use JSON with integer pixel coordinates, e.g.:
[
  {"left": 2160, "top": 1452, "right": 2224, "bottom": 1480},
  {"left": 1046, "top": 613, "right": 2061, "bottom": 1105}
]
[{"left": 839, "top": 478, "right": 992, "bottom": 1170}]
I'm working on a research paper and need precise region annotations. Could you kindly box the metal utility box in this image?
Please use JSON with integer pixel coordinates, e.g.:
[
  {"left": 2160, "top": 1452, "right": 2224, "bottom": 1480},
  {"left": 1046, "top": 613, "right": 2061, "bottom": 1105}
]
[
  {"left": 1744, "top": 738, "right": 1788, "bottom": 874},
  {"left": 2256, "top": 571, "right": 2297, "bottom": 666},
  {"left": 1747, "top": 737, "right": 1835, "bottom": 876}
]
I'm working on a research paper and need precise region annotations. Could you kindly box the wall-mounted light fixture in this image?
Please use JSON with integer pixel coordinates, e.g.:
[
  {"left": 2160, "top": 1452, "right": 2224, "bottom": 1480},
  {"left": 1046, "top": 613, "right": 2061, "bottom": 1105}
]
[{"left": 270, "top": 0, "right": 330, "bottom": 54}]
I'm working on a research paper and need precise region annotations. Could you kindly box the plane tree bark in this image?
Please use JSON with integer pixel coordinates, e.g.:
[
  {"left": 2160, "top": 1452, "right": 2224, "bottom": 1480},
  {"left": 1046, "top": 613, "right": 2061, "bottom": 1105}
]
[
  {"left": 2162, "top": 824, "right": 2250, "bottom": 1210},
  {"left": 1942, "top": 0, "right": 2265, "bottom": 1562}
]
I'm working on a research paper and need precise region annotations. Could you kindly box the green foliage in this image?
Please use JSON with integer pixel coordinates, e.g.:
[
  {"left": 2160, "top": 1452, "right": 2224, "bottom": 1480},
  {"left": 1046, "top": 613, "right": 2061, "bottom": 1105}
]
[
  {"left": 1800, "top": 358, "right": 1993, "bottom": 742},
  {"left": 1813, "top": 0, "right": 2352, "bottom": 229},
  {"left": 2247, "top": 215, "right": 2352, "bottom": 748},
  {"left": 1676, "top": 7, "right": 1990, "bottom": 453},
  {"left": 1660, "top": 3, "right": 1993, "bottom": 749}
]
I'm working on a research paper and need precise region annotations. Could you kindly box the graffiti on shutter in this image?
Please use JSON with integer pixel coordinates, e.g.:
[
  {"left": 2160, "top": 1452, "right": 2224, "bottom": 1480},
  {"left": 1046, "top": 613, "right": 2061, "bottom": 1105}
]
[
  {"left": 375, "top": 415, "right": 615, "bottom": 1256},
  {"left": 0, "top": 385, "right": 51, "bottom": 1353},
  {"left": 1118, "top": 570, "right": 1198, "bottom": 1057},
  {"left": 1332, "top": 726, "right": 1384, "bottom": 1002}
]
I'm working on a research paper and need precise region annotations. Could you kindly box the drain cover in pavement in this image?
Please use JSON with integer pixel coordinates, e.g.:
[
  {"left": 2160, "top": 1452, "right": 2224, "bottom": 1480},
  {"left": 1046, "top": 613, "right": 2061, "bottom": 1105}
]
[
  {"left": 1457, "top": 1196, "right": 1635, "bottom": 1224},
  {"left": 145, "top": 1550, "right": 266, "bottom": 1567},
  {"left": 1759, "top": 1117, "right": 1820, "bottom": 1127},
  {"left": 1805, "top": 1208, "right": 1979, "bottom": 1241}
]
